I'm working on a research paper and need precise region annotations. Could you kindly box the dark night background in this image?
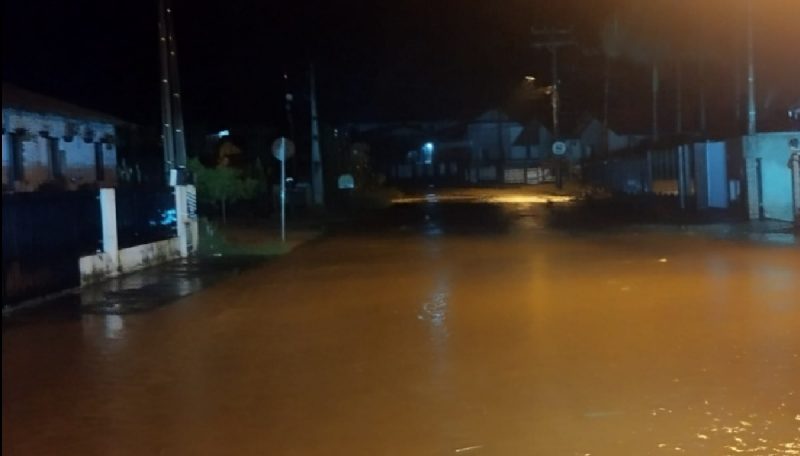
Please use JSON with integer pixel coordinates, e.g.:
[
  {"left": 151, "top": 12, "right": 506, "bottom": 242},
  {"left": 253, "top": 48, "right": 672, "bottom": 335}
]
[{"left": 4, "top": 0, "right": 799, "bottom": 133}]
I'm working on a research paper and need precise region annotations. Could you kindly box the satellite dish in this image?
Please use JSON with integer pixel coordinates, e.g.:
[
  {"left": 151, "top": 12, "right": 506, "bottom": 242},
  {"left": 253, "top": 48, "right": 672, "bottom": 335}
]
[
  {"left": 552, "top": 141, "right": 567, "bottom": 156},
  {"left": 271, "top": 137, "right": 295, "bottom": 161}
]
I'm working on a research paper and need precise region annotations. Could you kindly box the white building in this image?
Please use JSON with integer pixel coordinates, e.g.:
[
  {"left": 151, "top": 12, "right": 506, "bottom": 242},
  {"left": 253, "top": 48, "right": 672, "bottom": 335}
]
[{"left": 2, "top": 83, "right": 124, "bottom": 192}]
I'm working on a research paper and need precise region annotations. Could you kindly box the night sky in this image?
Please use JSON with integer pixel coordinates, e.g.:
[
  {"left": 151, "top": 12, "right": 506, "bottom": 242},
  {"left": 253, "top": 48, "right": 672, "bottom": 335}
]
[{"left": 3, "top": 0, "right": 799, "bottom": 133}]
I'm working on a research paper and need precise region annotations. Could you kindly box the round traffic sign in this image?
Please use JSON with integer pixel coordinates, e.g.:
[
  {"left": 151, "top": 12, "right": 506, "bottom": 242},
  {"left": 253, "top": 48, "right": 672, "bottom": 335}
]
[
  {"left": 552, "top": 141, "right": 567, "bottom": 156},
  {"left": 272, "top": 137, "right": 295, "bottom": 161}
]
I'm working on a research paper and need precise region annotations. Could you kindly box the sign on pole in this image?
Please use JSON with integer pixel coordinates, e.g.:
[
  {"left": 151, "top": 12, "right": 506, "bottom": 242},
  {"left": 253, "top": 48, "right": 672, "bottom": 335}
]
[
  {"left": 551, "top": 141, "right": 567, "bottom": 156},
  {"left": 271, "top": 137, "right": 295, "bottom": 242}
]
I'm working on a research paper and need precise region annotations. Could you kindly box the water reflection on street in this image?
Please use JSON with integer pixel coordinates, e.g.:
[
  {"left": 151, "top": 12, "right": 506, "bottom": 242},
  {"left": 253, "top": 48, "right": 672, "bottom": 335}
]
[{"left": 3, "top": 193, "right": 799, "bottom": 455}]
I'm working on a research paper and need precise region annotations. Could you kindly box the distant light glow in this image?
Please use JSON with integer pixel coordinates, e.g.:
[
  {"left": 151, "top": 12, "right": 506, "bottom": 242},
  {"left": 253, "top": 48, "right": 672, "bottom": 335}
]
[
  {"left": 422, "top": 142, "right": 434, "bottom": 164},
  {"left": 483, "top": 195, "right": 575, "bottom": 204},
  {"left": 149, "top": 208, "right": 177, "bottom": 226},
  {"left": 392, "top": 194, "right": 575, "bottom": 204},
  {"left": 217, "top": 129, "right": 230, "bottom": 138}
]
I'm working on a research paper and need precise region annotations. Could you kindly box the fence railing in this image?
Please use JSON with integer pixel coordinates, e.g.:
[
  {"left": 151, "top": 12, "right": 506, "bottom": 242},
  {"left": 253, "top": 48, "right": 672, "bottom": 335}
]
[
  {"left": 2, "top": 190, "right": 101, "bottom": 305},
  {"left": 115, "top": 187, "right": 177, "bottom": 249}
]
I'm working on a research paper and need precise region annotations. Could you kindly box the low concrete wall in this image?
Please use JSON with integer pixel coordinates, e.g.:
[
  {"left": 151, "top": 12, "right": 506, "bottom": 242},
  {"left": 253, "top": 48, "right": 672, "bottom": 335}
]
[
  {"left": 79, "top": 237, "right": 180, "bottom": 285},
  {"left": 744, "top": 132, "right": 799, "bottom": 222},
  {"left": 119, "top": 238, "right": 180, "bottom": 273},
  {"left": 79, "top": 252, "right": 117, "bottom": 286}
]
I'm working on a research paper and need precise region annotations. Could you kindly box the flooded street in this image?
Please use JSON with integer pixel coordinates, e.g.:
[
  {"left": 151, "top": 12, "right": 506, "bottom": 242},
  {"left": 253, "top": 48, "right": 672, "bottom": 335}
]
[{"left": 4, "top": 196, "right": 800, "bottom": 455}]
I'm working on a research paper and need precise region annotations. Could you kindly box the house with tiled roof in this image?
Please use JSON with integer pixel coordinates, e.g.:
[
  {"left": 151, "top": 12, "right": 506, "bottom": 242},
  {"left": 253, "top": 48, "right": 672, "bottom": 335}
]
[{"left": 2, "top": 83, "right": 129, "bottom": 192}]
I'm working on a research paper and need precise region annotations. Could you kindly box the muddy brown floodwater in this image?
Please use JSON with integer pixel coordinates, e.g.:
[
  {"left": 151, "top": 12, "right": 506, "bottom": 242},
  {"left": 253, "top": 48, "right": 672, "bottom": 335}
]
[{"left": 4, "top": 197, "right": 800, "bottom": 455}]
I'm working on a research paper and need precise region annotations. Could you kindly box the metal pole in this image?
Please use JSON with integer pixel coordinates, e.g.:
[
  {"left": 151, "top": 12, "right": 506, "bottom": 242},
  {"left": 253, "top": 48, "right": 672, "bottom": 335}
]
[
  {"left": 551, "top": 49, "right": 563, "bottom": 189},
  {"left": 652, "top": 63, "right": 660, "bottom": 141},
  {"left": 281, "top": 143, "right": 286, "bottom": 243},
  {"left": 746, "top": 0, "right": 757, "bottom": 135},
  {"left": 675, "top": 61, "right": 683, "bottom": 134},
  {"left": 309, "top": 64, "right": 324, "bottom": 206},
  {"left": 677, "top": 145, "right": 686, "bottom": 210}
]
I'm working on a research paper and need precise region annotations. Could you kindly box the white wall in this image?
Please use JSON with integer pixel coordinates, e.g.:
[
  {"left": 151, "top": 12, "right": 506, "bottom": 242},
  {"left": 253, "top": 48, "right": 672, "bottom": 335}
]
[
  {"left": 79, "top": 238, "right": 181, "bottom": 285},
  {"left": 744, "top": 132, "right": 799, "bottom": 222},
  {"left": 694, "top": 142, "right": 729, "bottom": 210}
]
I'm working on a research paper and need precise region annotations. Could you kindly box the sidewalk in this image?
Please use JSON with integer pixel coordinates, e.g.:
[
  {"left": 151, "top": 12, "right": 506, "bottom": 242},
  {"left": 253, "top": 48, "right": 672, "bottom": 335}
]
[{"left": 3, "top": 218, "right": 324, "bottom": 323}]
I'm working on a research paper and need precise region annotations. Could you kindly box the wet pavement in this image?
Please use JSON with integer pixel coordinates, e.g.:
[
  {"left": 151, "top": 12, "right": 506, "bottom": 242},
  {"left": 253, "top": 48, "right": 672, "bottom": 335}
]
[
  {"left": 3, "top": 190, "right": 800, "bottom": 455},
  {"left": 3, "top": 256, "right": 267, "bottom": 326}
]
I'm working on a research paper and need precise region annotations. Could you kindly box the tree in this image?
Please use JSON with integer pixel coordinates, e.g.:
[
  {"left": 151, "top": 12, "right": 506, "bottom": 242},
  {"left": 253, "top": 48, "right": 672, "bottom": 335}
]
[
  {"left": 189, "top": 158, "right": 259, "bottom": 223},
  {"left": 601, "top": 2, "right": 678, "bottom": 141}
]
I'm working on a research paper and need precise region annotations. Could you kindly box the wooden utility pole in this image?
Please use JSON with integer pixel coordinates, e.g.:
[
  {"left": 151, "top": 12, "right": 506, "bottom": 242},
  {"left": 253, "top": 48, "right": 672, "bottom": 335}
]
[
  {"left": 531, "top": 27, "right": 574, "bottom": 188},
  {"left": 531, "top": 27, "right": 575, "bottom": 140}
]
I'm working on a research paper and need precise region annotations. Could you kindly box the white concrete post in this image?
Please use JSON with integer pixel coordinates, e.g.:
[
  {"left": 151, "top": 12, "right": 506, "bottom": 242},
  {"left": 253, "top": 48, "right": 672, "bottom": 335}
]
[
  {"left": 99, "top": 188, "right": 119, "bottom": 272},
  {"left": 174, "top": 184, "right": 189, "bottom": 257},
  {"left": 187, "top": 184, "right": 199, "bottom": 254},
  {"left": 791, "top": 152, "right": 799, "bottom": 226}
]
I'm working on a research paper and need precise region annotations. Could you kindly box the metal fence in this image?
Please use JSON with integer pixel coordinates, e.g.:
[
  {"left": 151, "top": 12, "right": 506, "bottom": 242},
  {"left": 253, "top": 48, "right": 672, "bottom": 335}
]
[
  {"left": 2, "top": 190, "right": 101, "bottom": 306},
  {"left": 115, "top": 187, "right": 176, "bottom": 249}
]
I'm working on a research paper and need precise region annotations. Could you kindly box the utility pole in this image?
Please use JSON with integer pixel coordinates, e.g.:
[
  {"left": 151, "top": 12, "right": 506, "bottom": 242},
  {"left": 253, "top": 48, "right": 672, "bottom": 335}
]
[
  {"left": 309, "top": 64, "right": 324, "bottom": 207},
  {"left": 531, "top": 27, "right": 574, "bottom": 139},
  {"left": 165, "top": 0, "right": 187, "bottom": 168},
  {"left": 157, "top": 0, "right": 174, "bottom": 182},
  {"left": 652, "top": 64, "right": 660, "bottom": 141},
  {"left": 603, "top": 13, "right": 619, "bottom": 156},
  {"left": 531, "top": 27, "right": 575, "bottom": 188},
  {"left": 157, "top": 0, "right": 187, "bottom": 182},
  {"left": 283, "top": 70, "right": 297, "bottom": 177},
  {"left": 746, "top": 0, "right": 757, "bottom": 135},
  {"left": 675, "top": 61, "right": 682, "bottom": 134}
]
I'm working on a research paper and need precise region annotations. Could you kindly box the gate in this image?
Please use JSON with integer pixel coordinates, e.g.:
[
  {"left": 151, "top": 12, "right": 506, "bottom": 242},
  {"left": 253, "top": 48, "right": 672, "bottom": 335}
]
[{"left": 2, "top": 190, "right": 101, "bottom": 307}]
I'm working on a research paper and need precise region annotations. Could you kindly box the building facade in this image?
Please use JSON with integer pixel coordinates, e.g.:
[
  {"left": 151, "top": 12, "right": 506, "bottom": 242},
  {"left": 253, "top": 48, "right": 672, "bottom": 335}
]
[{"left": 2, "top": 83, "right": 123, "bottom": 192}]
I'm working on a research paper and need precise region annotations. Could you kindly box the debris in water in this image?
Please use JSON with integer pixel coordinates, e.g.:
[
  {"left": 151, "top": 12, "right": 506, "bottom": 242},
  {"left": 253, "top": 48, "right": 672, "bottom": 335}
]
[
  {"left": 658, "top": 258, "right": 668, "bottom": 263},
  {"left": 696, "top": 434, "right": 709, "bottom": 440},
  {"left": 455, "top": 445, "right": 483, "bottom": 453}
]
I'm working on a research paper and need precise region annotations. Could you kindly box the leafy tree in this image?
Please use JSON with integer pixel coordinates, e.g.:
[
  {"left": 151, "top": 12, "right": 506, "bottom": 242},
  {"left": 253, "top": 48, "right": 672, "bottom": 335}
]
[{"left": 189, "top": 158, "right": 260, "bottom": 223}]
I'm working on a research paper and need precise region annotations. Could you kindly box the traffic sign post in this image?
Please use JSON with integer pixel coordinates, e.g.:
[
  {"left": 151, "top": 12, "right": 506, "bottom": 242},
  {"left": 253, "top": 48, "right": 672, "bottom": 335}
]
[
  {"left": 552, "top": 141, "right": 566, "bottom": 189},
  {"left": 272, "top": 137, "right": 295, "bottom": 242}
]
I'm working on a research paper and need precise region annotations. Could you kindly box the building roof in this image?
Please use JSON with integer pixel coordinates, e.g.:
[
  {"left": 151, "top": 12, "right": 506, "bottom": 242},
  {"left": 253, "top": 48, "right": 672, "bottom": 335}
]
[
  {"left": 2, "top": 83, "right": 129, "bottom": 125},
  {"left": 512, "top": 123, "right": 546, "bottom": 146}
]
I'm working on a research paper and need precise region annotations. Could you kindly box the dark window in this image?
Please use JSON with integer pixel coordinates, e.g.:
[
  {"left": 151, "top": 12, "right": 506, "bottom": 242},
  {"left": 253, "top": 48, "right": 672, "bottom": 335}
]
[
  {"left": 10, "top": 130, "right": 25, "bottom": 182},
  {"left": 94, "top": 143, "right": 105, "bottom": 181},
  {"left": 47, "top": 137, "right": 63, "bottom": 179}
]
